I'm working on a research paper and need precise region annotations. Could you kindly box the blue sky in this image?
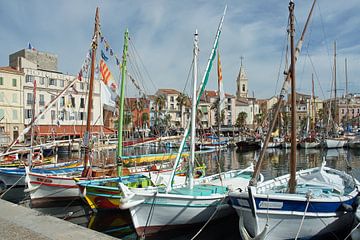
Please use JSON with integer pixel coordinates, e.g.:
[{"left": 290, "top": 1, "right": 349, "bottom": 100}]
[{"left": 0, "top": 0, "right": 359, "bottom": 99}]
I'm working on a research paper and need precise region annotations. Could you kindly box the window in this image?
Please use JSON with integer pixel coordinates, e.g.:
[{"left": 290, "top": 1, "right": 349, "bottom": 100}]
[
  {"left": 60, "top": 97, "right": 65, "bottom": 107},
  {"left": 25, "top": 109, "right": 32, "bottom": 119},
  {"left": 51, "top": 110, "right": 56, "bottom": 120},
  {"left": 0, "top": 92, "right": 4, "bottom": 102},
  {"left": 11, "top": 93, "right": 17, "bottom": 103},
  {"left": 59, "top": 80, "right": 64, "bottom": 87},
  {"left": 79, "top": 112, "right": 86, "bottom": 120},
  {"left": 39, "top": 94, "right": 45, "bottom": 106},
  {"left": 71, "top": 97, "right": 75, "bottom": 107},
  {"left": 228, "top": 98, "right": 231, "bottom": 103},
  {"left": 170, "top": 104, "right": 174, "bottom": 110},
  {"left": 0, "top": 109, "right": 4, "bottom": 119},
  {"left": 80, "top": 98, "right": 85, "bottom": 108},
  {"left": 59, "top": 111, "right": 65, "bottom": 121},
  {"left": 80, "top": 83, "right": 84, "bottom": 90},
  {"left": 27, "top": 93, "right": 33, "bottom": 105},
  {"left": 170, "top": 96, "right": 174, "bottom": 102},
  {"left": 12, "top": 78, "right": 17, "bottom": 87},
  {"left": 26, "top": 75, "right": 34, "bottom": 83},
  {"left": 242, "top": 84, "right": 245, "bottom": 92},
  {"left": 49, "top": 78, "right": 57, "bottom": 86},
  {"left": 12, "top": 110, "right": 18, "bottom": 120},
  {"left": 0, "top": 77, "right": 3, "bottom": 85},
  {"left": 40, "top": 77, "right": 45, "bottom": 85},
  {"left": 227, "top": 105, "right": 231, "bottom": 110},
  {"left": 342, "top": 109, "right": 344, "bottom": 114},
  {"left": 69, "top": 112, "right": 76, "bottom": 120}
]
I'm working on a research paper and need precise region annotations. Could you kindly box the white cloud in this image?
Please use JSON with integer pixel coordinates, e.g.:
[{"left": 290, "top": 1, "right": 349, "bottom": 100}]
[{"left": 0, "top": 0, "right": 359, "bottom": 99}]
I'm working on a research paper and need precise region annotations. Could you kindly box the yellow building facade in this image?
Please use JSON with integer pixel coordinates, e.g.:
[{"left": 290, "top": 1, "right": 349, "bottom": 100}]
[{"left": 0, "top": 67, "right": 24, "bottom": 145}]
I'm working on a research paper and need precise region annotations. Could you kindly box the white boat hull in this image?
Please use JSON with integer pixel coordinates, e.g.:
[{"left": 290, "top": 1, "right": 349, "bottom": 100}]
[
  {"left": 25, "top": 170, "right": 80, "bottom": 205},
  {"left": 129, "top": 191, "right": 232, "bottom": 236},
  {"left": 324, "top": 138, "right": 347, "bottom": 148},
  {"left": 299, "top": 141, "right": 320, "bottom": 149},
  {"left": 232, "top": 202, "right": 354, "bottom": 239},
  {"left": 229, "top": 166, "right": 359, "bottom": 239}
]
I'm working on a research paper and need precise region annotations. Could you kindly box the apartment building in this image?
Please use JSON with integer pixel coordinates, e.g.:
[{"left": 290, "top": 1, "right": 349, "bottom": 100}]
[
  {"left": 6, "top": 48, "right": 112, "bottom": 142},
  {"left": 0, "top": 67, "right": 24, "bottom": 145}
]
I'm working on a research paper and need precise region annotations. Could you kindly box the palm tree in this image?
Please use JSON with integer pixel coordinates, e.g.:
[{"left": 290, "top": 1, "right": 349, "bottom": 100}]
[
  {"left": 210, "top": 98, "right": 225, "bottom": 126},
  {"left": 141, "top": 112, "right": 149, "bottom": 129},
  {"left": 176, "top": 93, "right": 190, "bottom": 128},
  {"left": 163, "top": 114, "right": 172, "bottom": 134},
  {"left": 131, "top": 98, "right": 145, "bottom": 136},
  {"left": 236, "top": 112, "right": 247, "bottom": 131},
  {"left": 154, "top": 95, "right": 166, "bottom": 127}
]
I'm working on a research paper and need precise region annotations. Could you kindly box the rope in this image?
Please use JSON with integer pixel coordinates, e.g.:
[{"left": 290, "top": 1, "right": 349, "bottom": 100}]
[
  {"left": 295, "top": 193, "right": 311, "bottom": 239},
  {"left": 344, "top": 221, "right": 360, "bottom": 240},
  {"left": 141, "top": 191, "right": 158, "bottom": 239},
  {"left": 0, "top": 172, "right": 26, "bottom": 199},
  {"left": 190, "top": 195, "right": 227, "bottom": 240}
]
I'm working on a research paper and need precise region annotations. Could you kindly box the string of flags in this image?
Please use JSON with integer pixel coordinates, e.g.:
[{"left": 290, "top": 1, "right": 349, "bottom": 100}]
[{"left": 98, "top": 31, "right": 121, "bottom": 92}]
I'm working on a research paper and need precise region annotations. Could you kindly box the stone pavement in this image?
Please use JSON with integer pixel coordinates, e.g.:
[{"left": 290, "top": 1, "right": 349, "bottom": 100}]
[{"left": 0, "top": 199, "right": 118, "bottom": 240}]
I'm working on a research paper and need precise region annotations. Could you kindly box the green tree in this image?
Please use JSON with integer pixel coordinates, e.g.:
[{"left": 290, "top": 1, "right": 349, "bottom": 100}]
[
  {"left": 210, "top": 98, "right": 225, "bottom": 126},
  {"left": 236, "top": 112, "right": 247, "bottom": 130},
  {"left": 154, "top": 95, "right": 166, "bottom": 127},
  {"left": 176, "top": 93, "right": 190, "bottom": 128},
  {"left": 141, "top": 112, "right": 149, "bottom": 128}
]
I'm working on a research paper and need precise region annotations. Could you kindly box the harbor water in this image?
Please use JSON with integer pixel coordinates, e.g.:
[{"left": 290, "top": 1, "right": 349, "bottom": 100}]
[{"left": 15, "top": 146, "right": 360, "bottom": 239}]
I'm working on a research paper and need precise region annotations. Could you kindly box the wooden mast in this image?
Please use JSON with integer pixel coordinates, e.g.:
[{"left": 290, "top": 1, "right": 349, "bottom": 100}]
[
  {"left": 249, "top": 0, "right": 316, "bottom": 186},
  {"left": 288, "top": 0, "right": 296, "bottom": 193},
  {"left": 82, "top": 7, "right": 100, "bottom": 177},
  {"left": 333, "top": 41, "right": 337, "bottom": 126},
  {"left": 345, "top": 58, "right": 349, "bottom": 127}
]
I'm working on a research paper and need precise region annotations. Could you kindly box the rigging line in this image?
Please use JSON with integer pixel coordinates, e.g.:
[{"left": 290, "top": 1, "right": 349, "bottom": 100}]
[
  {"left": 275, "top": 25, "right": 289, "bottom": 96},
  {"left": 306, "top": 53, "right": 326, "bottom": 99},
  {"left": 316, "top": 1, "right": 333, "bottom": 80},
  {"left": 127, "top": 56, "right": 149, "bottom": 97},
  {"left": 128, "top": 43, "right": 150, "bottom": 96},
  {"left": 128, "top": 38, "right": 157, "bottom": 93},
  {"left": 183, "top": 58, "right": 195, "bottom": 95},
  {"left": 127, "top": 46, "right": 148, "bottom": 95}
]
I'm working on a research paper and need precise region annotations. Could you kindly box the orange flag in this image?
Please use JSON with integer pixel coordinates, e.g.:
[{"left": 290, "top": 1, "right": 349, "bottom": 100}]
[{"left": 99, "top": 59, "right": 111, "bottom": 84}]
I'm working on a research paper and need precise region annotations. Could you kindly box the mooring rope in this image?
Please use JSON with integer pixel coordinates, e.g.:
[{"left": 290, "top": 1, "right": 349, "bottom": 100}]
[
  {"left": 295, "top": 193, "right": 311, "bottom": 239},
  {"left": 0, "top": 172, "right": 26, "bottom": 199},
  {"left": 190, "top": 195, "right": 228, "bottom": 240}
]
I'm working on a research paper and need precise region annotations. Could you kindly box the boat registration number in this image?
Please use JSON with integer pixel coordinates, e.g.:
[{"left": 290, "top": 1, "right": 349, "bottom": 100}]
[{"left": 259, "top": 201, "right": 283, "bottom": 209}]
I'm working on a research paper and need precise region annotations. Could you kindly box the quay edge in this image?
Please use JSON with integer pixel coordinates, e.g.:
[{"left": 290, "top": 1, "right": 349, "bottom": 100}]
[{"left": 0, "top": 199, "right": 117, "bottom": 240}]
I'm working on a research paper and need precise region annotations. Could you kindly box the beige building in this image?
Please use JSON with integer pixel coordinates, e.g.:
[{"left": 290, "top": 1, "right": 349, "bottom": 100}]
[
  {"left": 155, "top": 89, "right": 191, "bottom": 128},
  {"left": 0, "top": 67, "right": 24, "bottom": 145},
  {"left": 8, "top": 48, "right": 107, "bottom": 142}
]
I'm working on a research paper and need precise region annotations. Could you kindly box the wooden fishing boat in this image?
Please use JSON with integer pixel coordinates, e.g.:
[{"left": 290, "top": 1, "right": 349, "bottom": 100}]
[{"left": 229, "top": 2, "right": 360, "bottom": 239}]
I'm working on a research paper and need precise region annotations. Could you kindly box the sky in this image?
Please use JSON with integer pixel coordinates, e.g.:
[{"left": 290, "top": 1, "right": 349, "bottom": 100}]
[{"left": 0, "top": 0, "right": 359, "bottom": 100}]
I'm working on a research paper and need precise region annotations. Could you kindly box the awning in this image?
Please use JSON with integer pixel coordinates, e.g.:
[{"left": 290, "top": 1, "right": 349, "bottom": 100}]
[{"left": 28, "top": 125, "right": 115, "bottom": 137}]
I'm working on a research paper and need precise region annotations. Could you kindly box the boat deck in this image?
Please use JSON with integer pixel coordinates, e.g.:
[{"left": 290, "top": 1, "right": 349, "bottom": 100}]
[{"left": 169, "top": 184, "right": 228, "bottom": 196}]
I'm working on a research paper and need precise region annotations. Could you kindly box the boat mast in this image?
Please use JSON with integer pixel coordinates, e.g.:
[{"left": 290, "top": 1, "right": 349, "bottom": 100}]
[
  {"left": 82, "top": 7, "right": 100, "bottom": 177},
  {"left": 311, "top": 73, "right": 315, "bottom": 131},
  {"left": 189, "top": 29, "right": 199, "bottom": 189},
  {"left": 288, "top": 0, "right": 297, "bottom": 193},
  {"left": 333, "top": 41, "right": 338, "bottom": 127},
  {"left": 249, "top": 0, "right": 316, "bottom": 186},
  {"left": 345, "top": 58, "right": 349, "bottom": 127},
  {"left": 117, "top": 29, "right": 129, "bottom": 176},
  {"left": 29, "top": 79, "right": 37, "bottom": 166},
  {"left": 165, "top": 6, "right": 226, "bottom": 192}
]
